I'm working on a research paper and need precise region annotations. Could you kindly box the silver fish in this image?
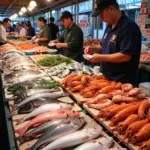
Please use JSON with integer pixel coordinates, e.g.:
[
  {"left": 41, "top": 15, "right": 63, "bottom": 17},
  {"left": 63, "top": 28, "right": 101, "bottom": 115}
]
[
  {"left": 41, "top": 128, "right": 102, "bottom": 150},
  {"left": 82, "top": 65, "right": 93, "bottom": 75},
  {"left": 50, "top": 69, "right": 63, "bottom": 76},
  {"left": 17, "top": 118, "right": 65, "bottom": 144},
  {"left": 26, "top": 88, "right": 62, "bottom": 96},
  {"left": 58, "top": 69, "right": 70, "bottom": 78},
  {"left": 11, "top": 91, "right": 66, "bottom": 113},
  {"left": 32, "top": 116, "right": 85, "bottom": 150},
  {"left": 16, "top": 103, "right": 72, "bottom": 124},
  {"left": 74, "top": 136, "right": 113, "bottom": 150}
]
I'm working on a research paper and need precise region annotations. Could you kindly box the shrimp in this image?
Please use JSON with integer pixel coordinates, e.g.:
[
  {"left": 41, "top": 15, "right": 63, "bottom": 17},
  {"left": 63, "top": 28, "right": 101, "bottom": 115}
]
[
  {"left": 121, "top": 83, "right": 133, "bottom": 92},
  {"left": 110, "top": 102, "right": 140, "bottom": 126},
  {"left": 88, "top": 100, "right": 113, "bottom": 110},
  {"left": 86, "top": 94, "right": 110, "bottom": 104},
  {"left": 124, "top": 119, "right": 149, "bottom": 140},
  {"left": 139, "top": 139, "right": 150, "bottom": 150},
  {"left": 128, "top": 88, "right": 141, "bottom": 96},
  {"left": 114, "top": 114, "right": 138, "bottom": 134},
  {"left": 138, "top": 100, "right": 150, "bottom": 119},
  {"left": 130, "top": 123, "right": 150, "bottom": 144},
  {"left": 112, "top": 95, "right": 138, "bottom": 103}
]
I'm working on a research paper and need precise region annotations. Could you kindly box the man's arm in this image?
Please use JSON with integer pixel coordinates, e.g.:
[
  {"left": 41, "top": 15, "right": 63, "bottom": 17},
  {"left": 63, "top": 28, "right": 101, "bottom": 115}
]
[{"left": 88, "top": 52, "right": 131, "bottom": 63}]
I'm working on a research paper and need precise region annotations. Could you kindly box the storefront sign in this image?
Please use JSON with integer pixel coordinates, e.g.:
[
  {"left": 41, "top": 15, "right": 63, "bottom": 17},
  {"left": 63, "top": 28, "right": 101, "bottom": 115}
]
[
  {"left": 117, "top": 0, "right": 141, "bottom": 5},
  {"left": 138, "top": 0, "right": 150, "bottom": 38},
  {"left": 79, "top": 15, "right": 89, "bottom": 40}
]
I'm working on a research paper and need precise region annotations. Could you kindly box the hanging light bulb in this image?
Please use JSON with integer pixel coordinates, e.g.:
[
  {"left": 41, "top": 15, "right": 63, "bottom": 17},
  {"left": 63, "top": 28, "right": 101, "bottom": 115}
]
[
  {"left": 13, "top": 13, "right": 18, "bottom": 18},
  {"left": 27, "top": 5, "right": 33, "bottom": 11},
  {"left": 19, "top": 11, "right": 23, "bottom": 16},
  {"left": 21, "top": 7, "right": 27, "bottom": 13},
  {"left": 29, "top": 1, "right": 37, "bottom": 8}
]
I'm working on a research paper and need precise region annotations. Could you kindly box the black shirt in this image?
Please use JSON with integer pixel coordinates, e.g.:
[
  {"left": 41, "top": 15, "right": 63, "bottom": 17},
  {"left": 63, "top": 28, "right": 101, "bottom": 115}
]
[
  {"left": 101, "top": 13, "right": 141, "bottom": 85},
  {"left": 48, "top": 23, "right": 59, "bottom": 40},
  {"left": 59, "top": 23, "right": 83, "bottom": 62},
  {"left": 26, "top": 27, "right": 35, "bottom": 38}
]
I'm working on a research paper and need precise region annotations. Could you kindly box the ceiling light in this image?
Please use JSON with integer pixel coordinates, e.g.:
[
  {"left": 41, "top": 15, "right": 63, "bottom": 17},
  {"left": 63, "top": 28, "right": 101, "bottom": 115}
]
[
  {"left": 28, "top": 6, "right": 33, "bottom": 11},
  {"left": 29, "top": 1, "right": 37, "bottom": 8},
  {"left": 13, "top": 13, "right": 18, "bottom": 18},
  {"left": 21, "top": 7, "right": 27, "bottom": 13},
  {"left": 19, "top": 11, "right": 23, "bottom": 16}
]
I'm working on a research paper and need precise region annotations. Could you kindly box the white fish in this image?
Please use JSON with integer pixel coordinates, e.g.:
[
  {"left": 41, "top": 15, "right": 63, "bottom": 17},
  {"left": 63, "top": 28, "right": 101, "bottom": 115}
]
[
  {"left": 11, "top": 91, "right": 66, "bottom": 113},
  {"left": 41, "top": 128, "right": 102, "bottom": 150},
  {"left": 74, "top": 136, "right": 113, "bottom": 150},
  {"left": 16, "top": 103, "right": 73, "bottom": 124}
]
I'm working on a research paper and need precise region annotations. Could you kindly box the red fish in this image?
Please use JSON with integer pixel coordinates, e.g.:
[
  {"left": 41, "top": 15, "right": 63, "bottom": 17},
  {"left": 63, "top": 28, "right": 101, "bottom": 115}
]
[{"left": 15, "top": 110, "right": 80, "bottom": 137}]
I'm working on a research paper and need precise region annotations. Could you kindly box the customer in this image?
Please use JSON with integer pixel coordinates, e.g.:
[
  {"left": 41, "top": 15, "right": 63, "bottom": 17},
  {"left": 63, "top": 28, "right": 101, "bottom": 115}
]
[
  {"left": 17, "top": 24, "right": 26, "bottom": 37},
  {"left": 84, "top": 0, "right": 141, "bottom": 86},
  {"left": 32, "top": 17, "right": 51, "bottom": 46},
  {"left": 25, "top": 23, "right": 35, "bottom": 39},
  {"left": 50, "top": 11, "right": 83, "bottom": 62},
  {"left": 0, "top": 18, "right": 14, "bottom": 46},
  {"left": 48, "top": 17, "right": 60, "bottom": 40}
]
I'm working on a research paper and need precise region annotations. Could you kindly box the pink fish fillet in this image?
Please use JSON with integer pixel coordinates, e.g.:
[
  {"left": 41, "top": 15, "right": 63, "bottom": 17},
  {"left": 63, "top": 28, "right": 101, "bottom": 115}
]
[{"left": 15, "top": 110, "right": 80, "bottom": 137}]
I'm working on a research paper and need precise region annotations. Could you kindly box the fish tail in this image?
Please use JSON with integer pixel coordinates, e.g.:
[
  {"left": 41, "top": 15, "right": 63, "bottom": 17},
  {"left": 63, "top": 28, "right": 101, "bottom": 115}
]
[
  {"left": 16, "top": 136, "right": 27, "bottom": 145},
  {"left": 63, "top": 92, "right": 69, "bottom": 97},
  {"left": 15, "top": 126, "right": 27, "bottom": 137},
  {"left": 10, "top": 104, "right": 17, "bottom": 114},
  {"left": 15, "top": 117, "right": 24, "bottom": 125}
]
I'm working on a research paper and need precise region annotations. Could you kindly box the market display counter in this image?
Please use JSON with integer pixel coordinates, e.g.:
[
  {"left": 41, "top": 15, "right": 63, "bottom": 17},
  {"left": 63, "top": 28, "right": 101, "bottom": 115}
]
[{"left": 1, "top": 45, "right": 144, "bottom": 150}]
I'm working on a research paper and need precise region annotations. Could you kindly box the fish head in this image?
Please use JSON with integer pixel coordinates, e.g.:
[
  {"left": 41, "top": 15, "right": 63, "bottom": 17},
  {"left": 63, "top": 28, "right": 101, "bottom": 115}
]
[
  {"left": 60, "top": 103, "right": 72, "bottom": 110},
  {"left": 70, "top": 116, "right": 85, "bottom": 127},
  {"left": 87, "top": 128, "right": 102, "bottom": 137},
  {"left": 66, "top": 110, "right": 80, "bottom": 117}
]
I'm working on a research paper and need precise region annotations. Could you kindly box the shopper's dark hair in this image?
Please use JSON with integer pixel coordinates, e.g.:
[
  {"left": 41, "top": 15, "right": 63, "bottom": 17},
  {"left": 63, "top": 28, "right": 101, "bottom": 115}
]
[
  {"left": 38, "top": 17, "right": 47, "bottom": 23},
  {"left": 50, "top": 17, "right": 55, "bottom": 22},
  {"left": 113, "top": 3, "right": 120, "bottom": 10},
  {"left": 17, "top": 23, "right": 23, "bottom": 27},
  {"left": 26, "top": 23, "right": 31, "bottom": 28},
  {"left": 3, "top": 18, "right": 11, "bottom": 24}
]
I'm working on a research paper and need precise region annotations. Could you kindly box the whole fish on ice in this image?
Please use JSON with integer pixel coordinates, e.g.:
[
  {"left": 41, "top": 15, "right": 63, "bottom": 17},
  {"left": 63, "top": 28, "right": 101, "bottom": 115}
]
[
  {"left": 15, "top": 110, "right": 80, "bottom": 137},
  {"left": 11, "top": 91, "right": 66, "bottom": 113},
  {"left": 32, "top": 116, "right": 85, "bottom": 150},
  {"left": 15, "top": 103, "right": 73, "bottom": 124},
  {"left": 74, "top": 136, "right": 113, "bottom": 150},
  {"left": 41, "top": 128, "right": 102, "bottom": 150}
]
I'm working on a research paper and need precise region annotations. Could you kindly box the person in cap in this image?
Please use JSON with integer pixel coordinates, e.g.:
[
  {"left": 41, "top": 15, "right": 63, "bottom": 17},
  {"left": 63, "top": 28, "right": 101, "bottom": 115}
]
[
  {"left": 85, "top": 0, "right": 141, "bottom": 86},
  {"left": 32, "top": 17, "right": 51, "bottom": 46},
  {"left": 50, "top": 11, "right": 83, "bottom": 62}
]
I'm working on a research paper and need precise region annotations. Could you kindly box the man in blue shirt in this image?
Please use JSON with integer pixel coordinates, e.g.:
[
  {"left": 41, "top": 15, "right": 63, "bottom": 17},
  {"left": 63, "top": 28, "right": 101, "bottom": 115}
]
[{"left": 85, "top": 0, "right": 141, "bottom": 86}]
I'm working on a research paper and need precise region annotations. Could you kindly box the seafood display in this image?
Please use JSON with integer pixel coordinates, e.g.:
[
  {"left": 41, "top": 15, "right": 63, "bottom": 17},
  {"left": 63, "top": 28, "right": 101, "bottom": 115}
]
[
  {"left": 18, "top": 43, "right": 38, "bottom": 50},
  {"left": 46, "top": 62, "right": 94, "bottom": 78},
  {"left": 1, "top": 43, "right": 149, "bottom": 150},
  {"left": 84, "top": 39, "right": 101, "bottom": 47},
  {"left": 37, "top": 55, "right": 72, "bottom": 67},
  {"left": 41, "top": 128, "right": 102, "bottom": 150},
  {"left": 140, "top": 53, "right": 150, "bottom": 62}
]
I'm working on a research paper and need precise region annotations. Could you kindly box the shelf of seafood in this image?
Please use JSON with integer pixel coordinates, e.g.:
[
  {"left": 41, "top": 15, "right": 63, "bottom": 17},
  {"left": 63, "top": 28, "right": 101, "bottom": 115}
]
[
  {"left": 1, "top": 46, "right": 149, "bottom": 150},
  {"left": 61, "top": 74, "right": 150, "bottom": 150},
  {"left": 0, "top": 48, "right": 124, "bottom": 150},
  {"left": 0, "top": 41, "right": 57, "bottom": 55}
]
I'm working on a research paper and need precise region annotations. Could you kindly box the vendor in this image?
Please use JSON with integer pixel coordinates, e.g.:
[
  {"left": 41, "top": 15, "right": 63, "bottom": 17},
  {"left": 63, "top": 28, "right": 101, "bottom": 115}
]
[
  {"left": 32, "top": 17, "right": 51, "bottom": 46},
  {"left": 25, "top": 23, "right": 35, "bottom": 39},
  {"left": 85, "top": 0, "right": 141, "bottom": 86},
  {"left": 0, "top": 18, "right": 14, "bottom": 46},
  {"left": 17, "top": 24, "right": 27, "bottom": 37},
  {"left": 50, "top": 11, "right": 83, "bottom": 62}
]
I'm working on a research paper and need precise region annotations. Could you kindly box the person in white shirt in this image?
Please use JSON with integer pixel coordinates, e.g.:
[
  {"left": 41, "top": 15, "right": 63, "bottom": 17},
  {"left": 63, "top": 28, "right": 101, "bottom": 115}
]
[
  {"left": 0, "top": 18, "right": 13, "bottom": 46},
  {"left": 17, "top": 24, "right": 26, "bottom": 37}
]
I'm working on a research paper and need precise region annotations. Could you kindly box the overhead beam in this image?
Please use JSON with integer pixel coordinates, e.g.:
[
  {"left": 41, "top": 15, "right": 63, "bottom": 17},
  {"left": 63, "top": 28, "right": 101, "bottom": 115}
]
[{"left": 2, "top": 0, "right": 17, "bottom": 15}]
